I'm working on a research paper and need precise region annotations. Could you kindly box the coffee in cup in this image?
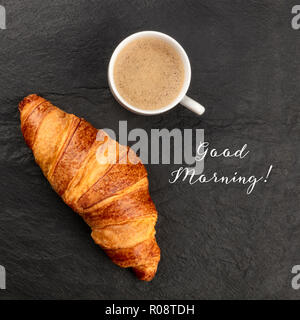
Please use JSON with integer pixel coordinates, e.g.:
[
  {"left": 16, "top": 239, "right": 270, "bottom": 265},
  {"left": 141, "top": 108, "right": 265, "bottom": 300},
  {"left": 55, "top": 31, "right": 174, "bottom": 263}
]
[
  {"left": 108, "top": 31, "right": 205, "bottom": 116},
  {"left": 113, "top": 37, "right": 185, "bottom": 111}
]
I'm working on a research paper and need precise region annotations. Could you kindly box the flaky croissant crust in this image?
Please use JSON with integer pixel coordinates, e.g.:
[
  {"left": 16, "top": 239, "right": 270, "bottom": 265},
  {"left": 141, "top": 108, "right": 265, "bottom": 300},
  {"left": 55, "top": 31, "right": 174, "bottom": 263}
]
[{"left": 19, "top": 94, "right": 160, "bottom": 281}]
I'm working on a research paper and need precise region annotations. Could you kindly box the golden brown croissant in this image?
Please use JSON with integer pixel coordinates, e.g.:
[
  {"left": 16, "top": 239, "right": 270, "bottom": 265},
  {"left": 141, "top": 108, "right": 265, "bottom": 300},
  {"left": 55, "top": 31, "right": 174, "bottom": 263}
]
[{"left": 19, "top": 94, "right": 160, "bottom": 281}]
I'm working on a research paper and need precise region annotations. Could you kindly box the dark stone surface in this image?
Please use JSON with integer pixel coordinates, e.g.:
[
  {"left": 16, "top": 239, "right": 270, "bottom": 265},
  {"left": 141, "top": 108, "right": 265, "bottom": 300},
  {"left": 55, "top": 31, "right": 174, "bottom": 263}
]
[{"left": 0, "top": 0, "right": 300, "bottom": 299}]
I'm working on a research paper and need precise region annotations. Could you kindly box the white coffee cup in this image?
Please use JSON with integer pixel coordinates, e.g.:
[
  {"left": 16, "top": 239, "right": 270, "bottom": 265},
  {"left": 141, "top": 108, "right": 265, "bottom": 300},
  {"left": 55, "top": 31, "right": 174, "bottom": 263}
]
[{"left": 108, "top": 31, "right": 205, "bottom": 116}]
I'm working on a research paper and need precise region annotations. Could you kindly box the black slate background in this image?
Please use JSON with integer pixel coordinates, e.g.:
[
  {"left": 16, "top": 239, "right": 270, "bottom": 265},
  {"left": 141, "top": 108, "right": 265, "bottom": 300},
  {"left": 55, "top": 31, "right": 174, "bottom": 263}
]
[{"left": 0, "top": 0, "right": 300, "bottom": 300}]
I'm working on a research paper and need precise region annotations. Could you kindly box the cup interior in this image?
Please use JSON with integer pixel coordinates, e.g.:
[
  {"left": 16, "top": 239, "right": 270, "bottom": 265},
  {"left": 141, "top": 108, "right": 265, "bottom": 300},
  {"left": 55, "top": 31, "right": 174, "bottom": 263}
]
[{"left": 108, "top": 31, "right": 191, "bottom": 115}]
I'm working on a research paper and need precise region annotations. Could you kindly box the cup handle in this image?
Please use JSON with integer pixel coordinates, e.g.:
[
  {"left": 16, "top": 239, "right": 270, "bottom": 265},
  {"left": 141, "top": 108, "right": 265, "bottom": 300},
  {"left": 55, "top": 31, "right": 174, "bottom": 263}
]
[{"left": 180, "top": 95, "right": 205, "bottom": 116}]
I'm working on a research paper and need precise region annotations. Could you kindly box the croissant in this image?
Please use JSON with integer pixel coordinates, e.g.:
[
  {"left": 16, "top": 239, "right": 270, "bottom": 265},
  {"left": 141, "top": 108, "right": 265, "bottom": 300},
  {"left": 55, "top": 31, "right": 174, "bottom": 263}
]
[{"left": 19, "top": 94, "right": 160, "bottom": 281}]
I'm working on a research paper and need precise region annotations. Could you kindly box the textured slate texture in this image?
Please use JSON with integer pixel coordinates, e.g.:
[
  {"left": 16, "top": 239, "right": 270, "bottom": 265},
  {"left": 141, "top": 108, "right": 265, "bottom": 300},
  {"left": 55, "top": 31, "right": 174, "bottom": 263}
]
[{"left": 0, "top": 0, "right": 300, "bottom": 300}]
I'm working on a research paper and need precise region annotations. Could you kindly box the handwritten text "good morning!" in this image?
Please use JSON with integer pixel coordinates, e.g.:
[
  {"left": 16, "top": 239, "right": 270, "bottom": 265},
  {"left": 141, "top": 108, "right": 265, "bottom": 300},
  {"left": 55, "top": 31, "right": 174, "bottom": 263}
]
[{"left": 169, "top": 143, "right": 273, "bottom": 195}]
